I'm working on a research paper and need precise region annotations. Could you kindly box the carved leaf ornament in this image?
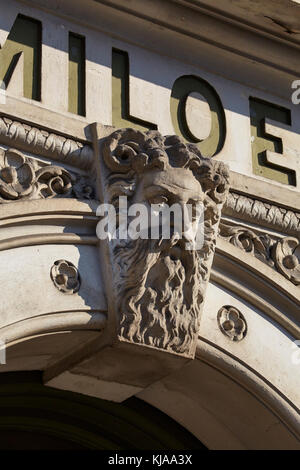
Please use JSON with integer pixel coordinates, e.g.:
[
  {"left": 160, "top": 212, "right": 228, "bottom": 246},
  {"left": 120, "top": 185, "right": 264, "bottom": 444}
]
[
  {"left": 220, "top": 223, "right": 300, "bottom": 286},
  {"left": 0, "top": 148, "right": 93, "bottom": 202}
]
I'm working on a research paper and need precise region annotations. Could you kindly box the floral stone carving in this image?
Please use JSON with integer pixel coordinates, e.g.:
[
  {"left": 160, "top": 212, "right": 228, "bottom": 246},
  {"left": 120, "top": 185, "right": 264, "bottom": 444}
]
[
  {"left": 100, "top": 128, "right": 230, "bottom": 357},
  {"left": 50, "top": 260, "right": 81, "bottom": 294},
  {"left": 273, "top": 237, "right": 300, "bottom": 286},
  {"left": 0, "top": 148, "right": 93, "bottom": 203},
  {"left": 217, "top": 305, "right": 247, "bottom": 341},
  {"left": 220, "top": 222, "right": 300, "bottom": 286}
]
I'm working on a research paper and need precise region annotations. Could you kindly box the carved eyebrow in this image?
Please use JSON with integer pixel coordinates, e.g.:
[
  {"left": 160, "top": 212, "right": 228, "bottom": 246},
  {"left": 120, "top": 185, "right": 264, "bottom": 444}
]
[{"left": 145, "top": 184, "right": 202, "bottom": 200}]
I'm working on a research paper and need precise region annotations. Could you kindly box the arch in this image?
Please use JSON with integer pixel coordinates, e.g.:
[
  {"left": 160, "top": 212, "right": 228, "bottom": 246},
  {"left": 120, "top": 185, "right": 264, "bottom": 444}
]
[{"left": 0, "top": 371, "right": 204, "bottom": 450}]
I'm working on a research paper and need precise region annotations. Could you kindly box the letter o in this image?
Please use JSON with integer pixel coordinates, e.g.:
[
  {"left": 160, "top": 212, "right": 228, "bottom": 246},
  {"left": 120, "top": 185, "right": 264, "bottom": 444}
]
[{"left": 170, "top": 75, "right": 226, "bottom": 157}]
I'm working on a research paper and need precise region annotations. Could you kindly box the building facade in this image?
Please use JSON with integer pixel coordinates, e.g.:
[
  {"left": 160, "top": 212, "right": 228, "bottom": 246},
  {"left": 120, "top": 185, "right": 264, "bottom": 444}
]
[{"left": 0, "top": 0, "right": 299, "bottom": 449}]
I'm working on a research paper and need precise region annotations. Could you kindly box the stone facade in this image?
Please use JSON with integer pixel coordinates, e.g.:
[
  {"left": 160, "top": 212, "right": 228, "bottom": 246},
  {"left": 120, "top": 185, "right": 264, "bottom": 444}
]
[{"left": 0, "top": 0, "right": 299, "bottom": 450}]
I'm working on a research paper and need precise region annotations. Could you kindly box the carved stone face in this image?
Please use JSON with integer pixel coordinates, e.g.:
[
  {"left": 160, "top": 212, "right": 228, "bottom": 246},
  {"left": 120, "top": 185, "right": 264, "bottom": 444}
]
[
  {"left": 102, "top": 129, "right": 230, "bottom": 357},
  {"left": 133, "top": 167, "right": 204, "bottom": 244},
  {"left": 136, "top": 167, "right": 204, "bottom": 205},
  {"left": 111, "top": 166, "right": 204, "bottom": 355}
]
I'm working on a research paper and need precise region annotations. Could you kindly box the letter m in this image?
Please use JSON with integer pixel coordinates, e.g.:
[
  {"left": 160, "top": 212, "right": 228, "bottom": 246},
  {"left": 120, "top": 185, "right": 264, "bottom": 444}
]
[{"left": 0, "top": 14, "right": 41, "bottom": 100}]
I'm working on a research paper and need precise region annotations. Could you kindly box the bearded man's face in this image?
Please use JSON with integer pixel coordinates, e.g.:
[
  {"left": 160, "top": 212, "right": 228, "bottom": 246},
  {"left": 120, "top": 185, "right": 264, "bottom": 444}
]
[{"left": 111, "top": 166, "right": 206, "bottom": 356}]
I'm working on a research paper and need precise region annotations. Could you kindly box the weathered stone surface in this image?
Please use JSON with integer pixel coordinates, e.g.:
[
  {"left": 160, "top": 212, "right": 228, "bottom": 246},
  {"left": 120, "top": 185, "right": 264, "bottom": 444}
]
[{"left": 101, "top": 128, "right": 230, "bottom": 357}]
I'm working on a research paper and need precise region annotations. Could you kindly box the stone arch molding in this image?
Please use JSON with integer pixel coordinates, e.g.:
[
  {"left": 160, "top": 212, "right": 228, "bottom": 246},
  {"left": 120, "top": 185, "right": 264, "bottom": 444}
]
[{"left": 0, "top": 119, "right": 299, "bottom": 448}]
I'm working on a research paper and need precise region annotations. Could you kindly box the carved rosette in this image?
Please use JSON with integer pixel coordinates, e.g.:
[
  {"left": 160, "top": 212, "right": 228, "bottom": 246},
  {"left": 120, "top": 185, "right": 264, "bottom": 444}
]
[
  {"left": 101, "top": 128, "right": 230, "bottom": 357},
  {"left": 50, "top": 260, "right": 81, "bottom": 294},
  {"left": 217, "top": 305, "right": 247, "bottom": 341},
  {"left": 273, "top": 237, "right": 300, "bottom": 285},
  {"left": 0, "top": 148, "right": 93, "bottom": 202}
]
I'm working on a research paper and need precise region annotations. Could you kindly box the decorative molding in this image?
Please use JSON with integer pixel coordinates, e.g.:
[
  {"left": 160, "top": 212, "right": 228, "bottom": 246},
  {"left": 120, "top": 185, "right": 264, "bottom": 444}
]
[
  {"left": 224, "top": 191, "right": 300, "bottom": 236},
  {"left": 0, "top": 312, "right": 107, "bottom": 344},
  {"left": 219, "top": 222, "right": 276, "bottom": 266},
  {"left": 101, "top": 128, "right": 230, "bottom": 357},
  {"left": 211, "top": 264, "right": 300, "bottom": 340},
  {"left": 196, "top": 337, "right": 300, "bottom": 441},
  {"left": 219, "top": 222, "right": 300, "bottom": 286},
  {"left": 217, "top": 305, "right": 247, "bottom": 341},
  {"left": 0, "top": 233, "right": 98, "bottom": 253},
  {"left": 50, "top": 260, "right": 81, "bottom": 294},
  {"left": 0, "top": 148, "right": 94, "bottom": 203},
  {"left": 0, "top": 116, "right": 93, "bottom": 170}
]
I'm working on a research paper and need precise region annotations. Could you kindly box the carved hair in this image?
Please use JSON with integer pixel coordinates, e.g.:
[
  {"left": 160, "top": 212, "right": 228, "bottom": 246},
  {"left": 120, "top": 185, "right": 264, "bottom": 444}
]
[{"left": 102, "top": 128, "right": 229, "bottom": 208}]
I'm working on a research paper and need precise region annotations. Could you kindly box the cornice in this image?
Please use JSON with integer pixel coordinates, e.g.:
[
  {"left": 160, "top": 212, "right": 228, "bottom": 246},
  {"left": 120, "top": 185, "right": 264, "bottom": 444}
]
[
  {"left": 18, "top": 0, "right": 300, "bottom": 79},
  {"left": 92, "top": 0, "right": 300, "bottom": 76},
  {"left": 172, "top": 0, "right": 300, "bottom": 49}
]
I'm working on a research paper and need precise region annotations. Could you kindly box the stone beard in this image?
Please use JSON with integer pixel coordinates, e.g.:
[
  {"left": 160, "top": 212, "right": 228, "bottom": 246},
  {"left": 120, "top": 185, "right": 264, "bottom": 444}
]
[
  {"left": 102, "top": 129, "right": 230, "bottom": 356},
  {"left": 112, "top": 235, "right": 205, "bottom": 354}
]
